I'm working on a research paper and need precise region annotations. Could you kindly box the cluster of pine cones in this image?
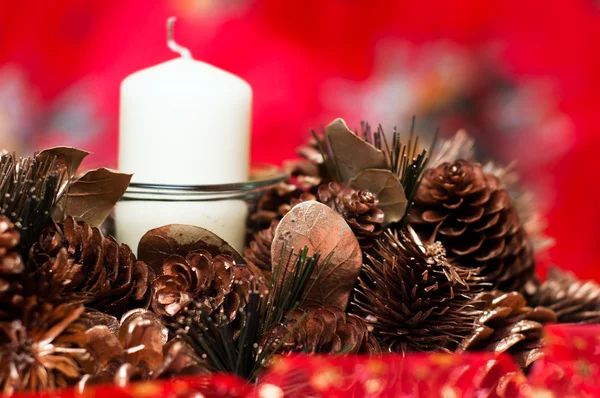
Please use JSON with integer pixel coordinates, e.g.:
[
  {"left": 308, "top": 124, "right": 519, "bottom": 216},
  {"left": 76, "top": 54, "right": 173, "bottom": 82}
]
[
  {"left": 2, "top": 119, "right": 600, "bottom": 396},
  {"left": 243, "top": 119, "right": 600, "bottom": 375}
]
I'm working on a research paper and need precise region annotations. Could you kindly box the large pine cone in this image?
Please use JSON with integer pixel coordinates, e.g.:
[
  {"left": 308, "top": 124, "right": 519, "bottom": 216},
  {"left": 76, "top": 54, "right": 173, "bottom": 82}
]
[
  {"left": 267, "top": 305, "right": 381, "bottom": 355},
  {"left": 28, "top": 217, "right": 153, "bottom": 317},
  {"left": 0, "top": 216, "right": 24, "bottom": 320},
  {"left": 0, "top": 298, "right": 89, "bottom": 395},
  {"left": 248, "top": 182, "right": 306, "bottom": 234},
  {"left": 79, "top": 309, "right": 205, "bottom": 389},
  {"left": 459, "top": 291, "right": 557, "bottom": 370},
  {"left": 529, "top": 268, "right": 600, "bottom": 323},
  {"left": 151, "top": 249, "right": 266, "bottom": 325},
  {"left": 354, "top": 230, "right": 478, "bottom": 353},
  {"left": 318, "top": 183, "right": 384, "bottom": 249},
  {"left": 409, "top": 160, "right": 535, "bottom": 293}
]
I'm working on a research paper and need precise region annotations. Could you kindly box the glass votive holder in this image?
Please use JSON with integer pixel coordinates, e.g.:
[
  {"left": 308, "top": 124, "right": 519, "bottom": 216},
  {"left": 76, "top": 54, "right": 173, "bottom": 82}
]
[{"left": 113, "top": 164, "right": 286, "bottom": 254}]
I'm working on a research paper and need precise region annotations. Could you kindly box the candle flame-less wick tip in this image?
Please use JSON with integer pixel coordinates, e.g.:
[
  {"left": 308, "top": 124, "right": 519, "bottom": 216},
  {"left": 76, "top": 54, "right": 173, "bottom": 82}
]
[{"left": 166, "top": 17, "right": 193, "bottom": 59}]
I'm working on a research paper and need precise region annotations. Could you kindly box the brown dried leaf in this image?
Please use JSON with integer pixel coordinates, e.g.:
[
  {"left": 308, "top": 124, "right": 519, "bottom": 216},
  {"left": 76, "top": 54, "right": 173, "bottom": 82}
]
[
  {"left": 138, "top": 224, "right": 245, "bottom": 273},
  {"left": 350, "top": 169, "right": 407, "bottom": 225},
  {"left": 57, "top": 168, "right": 131, "bottom": 227},
  {"left": 271, "top": 201, "right": 362, "bottom": 310},
  {"left": 326, "top": 118, "right": 387, "bottom": 183},
  {"left": 36, "top": 146, "right": 89, "bottom": 183}
]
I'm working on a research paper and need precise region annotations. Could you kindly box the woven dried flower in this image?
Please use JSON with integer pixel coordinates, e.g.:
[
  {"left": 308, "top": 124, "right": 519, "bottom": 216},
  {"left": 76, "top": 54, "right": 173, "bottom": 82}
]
[
  {"left": 459, "top": 291, "right": 557, "bottom": 370},
  {"left": 267, "top": 305, "right": 381, "bottom": 355},
  {"left": 78, "top": 309, "right": 205, "bottom": 389},
  {"left": 151, "top": 249, "right": 265, "bottom": 324},
  {"left": 409, "top": 159, "right": 535, "bottom": 293},
  {"left": 0, "top": 299, "right": 88, "bottom": 395},
  {"left": 318, "top": 182, "right": 384, "bottom": 250},
  {"left": 28, "top": 216, "right": 153, "bottom": 317},
  {"left": 353, "top": 229, "right": 478, "bottom": 353},
  {"left": 529, "top": 268, "right": 600, "bottom": 323}
]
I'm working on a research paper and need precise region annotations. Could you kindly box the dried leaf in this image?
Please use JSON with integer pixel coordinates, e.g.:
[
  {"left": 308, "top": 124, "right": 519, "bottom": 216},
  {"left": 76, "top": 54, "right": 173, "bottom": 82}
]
[
  {"left": 326, "top": 118, "right": 387, "bottom": 183},
  {"left": 59, "top": 168, "right": 132, "bottom": 227},
  {"left": 138, "top": 224, "right": 245, "bottom": 273},
  {"left": 350, "top": 169, "right": 407, "bottom": 225},
  {"left": 271, "top": 201, "right": 362, "bottom": 310},
  {"left": 36, "top": 146, "right": 90, "bottom": 182}
]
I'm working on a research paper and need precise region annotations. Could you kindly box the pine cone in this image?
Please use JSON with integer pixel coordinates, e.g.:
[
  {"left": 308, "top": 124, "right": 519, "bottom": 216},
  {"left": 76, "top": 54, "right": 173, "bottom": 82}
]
[
  {"left": 28, "top": 216, "right": 153, "bottom": 317},
  {"left": 0, "top": 298, "right": 88, "bottom": 395},
  {"left": 248, "top": 182, "right": 305, "bottom": 234},
  {"left": 318, "top": 183, "right": 384, "bottom": 249},
  {"left": 529, "top": 268, "right": 600, "bottom": 323},
  {"left": 459, "top": 291, "right": 557, "bottom": 370},
  {"left": 151, "top": 249, "right": 265, "bottom": 325},
  {"left": 267, "top": 305, "right": 381, "bottom": 355},
  {"left": 409, "top": 160, "right": 535, "bottom": 293},
  {"left": 0, "top": 216, "right": 24, "bottom": 320},
  {"left": 78, "top": 309, "right": 205, "bottom": 389},
  {"left": 353, "top": 230, "right": 478, "bottom": 353},
  {"left": 244, "top": 220, "right": 278, "bottom": 274}
]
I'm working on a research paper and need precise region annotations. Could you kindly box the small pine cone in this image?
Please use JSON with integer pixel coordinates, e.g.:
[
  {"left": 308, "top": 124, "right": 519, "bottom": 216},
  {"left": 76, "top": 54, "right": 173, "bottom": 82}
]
[
  {"left": 267, "top": 305, "right": 381, "bottom": 355},
  {"left": 0, "top": 298, "right": 89, "bottom": 395},
  {"left": 354, "top": 230, "right": 478, "bottom": 353},
  {"left": 409, "top": 160, "right": 535, "bottom": 293},
  {"left": 0, "top": 216, "right": 25, "bottom": 320},
  {"left": 244, "top": 220, "right": 278, "bottom": 274},
  {"left": 459, "top": 291, "right": 557, "bottom": 370},
  {"left": 79, "top": 309, "right": 205, "bottom": 390},
  {"left": 28, "top": 216, "right": 153, "bottom": 317},
  {"left": 248, "top": 182, "right": 305, "bottom": 234},
  {"left": 529, "top": 268, "right": 600, "bottom": 323},
  {"left": 318, "top": 183, "right": 384, "bottom": 249},
  {"left": 151, "top": 249, "right": 265, "bottom": 324}
]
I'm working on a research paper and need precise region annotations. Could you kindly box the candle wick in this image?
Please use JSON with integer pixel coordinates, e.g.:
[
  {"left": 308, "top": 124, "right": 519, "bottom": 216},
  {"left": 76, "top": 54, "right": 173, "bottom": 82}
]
[{"left": 167, "top": 17, "right": 193, "bottom": 59}]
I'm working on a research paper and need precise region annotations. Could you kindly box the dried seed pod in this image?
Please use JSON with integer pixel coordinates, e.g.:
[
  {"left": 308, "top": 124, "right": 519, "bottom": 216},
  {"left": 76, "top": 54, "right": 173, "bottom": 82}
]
[
  {"left": 354, "top": 229, "right": 478, "bottom": 353},
  {"left": 0, "top": 298, "right": 89, "bottom": 395},
  {"left": 151, "top": 249, "right": 266, "bottom": 325},
  {"left": 266, "top": 305, "right": 381, "bottom": 355},
  {"left": 529, "top": 268, "right": 600, "bottom": 323},
  {"left": 78, "top": 309, "right": 205, "bottom": 390},
  {"left": 459, "top": 291, "right": 557, "bottom": 370}
]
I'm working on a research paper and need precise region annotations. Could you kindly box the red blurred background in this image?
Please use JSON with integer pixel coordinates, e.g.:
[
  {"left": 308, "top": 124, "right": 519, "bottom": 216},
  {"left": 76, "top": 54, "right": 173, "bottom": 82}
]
[{"left": 0, "top": 0, "right": 598, "bottom": 280}]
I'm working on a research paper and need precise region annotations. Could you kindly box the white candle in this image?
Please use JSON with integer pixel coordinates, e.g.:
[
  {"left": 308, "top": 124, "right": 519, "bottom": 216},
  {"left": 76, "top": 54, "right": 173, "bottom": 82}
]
[{"left": 116, "top": 18, "right": 251, "bottom": 253}]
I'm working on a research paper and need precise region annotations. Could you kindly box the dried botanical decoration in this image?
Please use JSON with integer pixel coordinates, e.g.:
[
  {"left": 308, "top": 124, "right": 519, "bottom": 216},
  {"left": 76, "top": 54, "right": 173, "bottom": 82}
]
[
  {"left": 483, "top": 161, "right": 554, "bottom": 254},
  {"left": 459, "top": 291, "right": 557, "bottom": 370},
  {"left": 28, "top": 216, "right": 153, "bottom": 317},
  {"left": 0, "top": 298, "right": 88, "bottom": 395},
  {"left": 528, "top": 268, "right": 600, "bottom": 323},
  {"left": 266, "top": 305, "right": 381, "bottom": 355},
  {"left": 353, "top": 229, "right": 478, "bottom": 353},
  {"left": 316, "top": 118, "right": 432, "bottom": 225},
  {"left": 78, "top": 309, "right": 205, "bottom": 389},
  {"left": 244, "top": 220, "right": 278, "bottom": 274},
  {"left": 179, "top": 247, "right": 321, "bottom": 380},
  {"left": 409, "top": 159, "right": 536, "bottom": 293},
  {"left": 0, "top": 216, "right": 24, "bottom": 320},
  {"left": 0, "top": 152, "right": 65, "bottom": 249},
  {"left": 138, "top": 224, "right": 246, "bottom": 273},
  {"left": 317, "top": 183, "right": 384, "bottom": 250},
  {"left": 248, "top": 182, "right": 307, "bottom": 234},
  {"left": 271, "top": 201, "right": 362, "bottom": 310},
  {"left": 151, "top": 249, "right": 265, "bottom": 326}
]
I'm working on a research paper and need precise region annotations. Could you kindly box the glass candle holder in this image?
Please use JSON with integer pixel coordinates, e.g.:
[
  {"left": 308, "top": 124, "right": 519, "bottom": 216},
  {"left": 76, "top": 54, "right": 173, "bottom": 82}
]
[{"left": 114, "top": 164, "right": 286, "bottom": 254}]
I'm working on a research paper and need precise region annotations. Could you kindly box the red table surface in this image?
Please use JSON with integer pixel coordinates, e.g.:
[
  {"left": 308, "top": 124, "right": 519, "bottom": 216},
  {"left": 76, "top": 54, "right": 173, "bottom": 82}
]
[{"left": 9, "top": 324, "right": 600, "bottom": 398}]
